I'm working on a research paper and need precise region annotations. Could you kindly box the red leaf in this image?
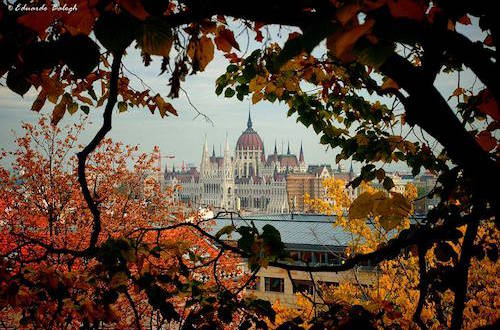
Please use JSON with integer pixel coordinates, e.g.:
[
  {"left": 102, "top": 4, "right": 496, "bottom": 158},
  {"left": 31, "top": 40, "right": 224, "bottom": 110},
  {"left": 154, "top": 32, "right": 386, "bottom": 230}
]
[
  {"left": 254, "top": 22, "right": 264, "bottom": 42},
  {"left": 17, "top": 11, "right": 58, "bottom": 40},
  {"left": 120, "top": 0, "right": 150, "bottom": 20},
  {"left": 458, "top": 15, "right": 471, "bottom": 25},
  {"left": 477, "top": 89, "right": 500, "bottom": 121},
  {"left": 60, "top": 0, "right": 99, "bottom": 36},
  {"left": 484, "top": 35, "right": 494, "bottom": 47},
  {"left": 215, "top": 27, "right": 240, "bottom": 53},
  {"left": 476, "top": 131, "right": 496, "bottom": 152},
  {"left": 387, "top": 0, "right": 428, "bottom": 22}
]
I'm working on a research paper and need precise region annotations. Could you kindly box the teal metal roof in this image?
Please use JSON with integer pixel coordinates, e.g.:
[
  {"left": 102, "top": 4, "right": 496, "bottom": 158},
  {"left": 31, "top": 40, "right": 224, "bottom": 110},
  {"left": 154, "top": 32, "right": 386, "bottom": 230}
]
[{"left": 209, "top": 214, "right": 351, "bottom": 251}]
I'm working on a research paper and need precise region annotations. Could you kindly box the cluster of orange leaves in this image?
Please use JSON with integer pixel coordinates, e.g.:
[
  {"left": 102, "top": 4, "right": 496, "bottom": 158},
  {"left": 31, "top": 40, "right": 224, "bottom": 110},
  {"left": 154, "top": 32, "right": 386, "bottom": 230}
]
[{"left": 0, "top": 116, "right": 245, "bottom": 328}]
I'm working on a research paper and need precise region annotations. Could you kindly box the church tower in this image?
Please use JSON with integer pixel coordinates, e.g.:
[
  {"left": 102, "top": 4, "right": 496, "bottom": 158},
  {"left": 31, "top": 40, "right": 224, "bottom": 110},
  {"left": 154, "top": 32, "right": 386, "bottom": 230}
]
[
  {"left": 200, "top": 135, "right": 211, "bottom": 179},
  {"left": 221, "top": 135, "right": 235, "bottom": 209}
]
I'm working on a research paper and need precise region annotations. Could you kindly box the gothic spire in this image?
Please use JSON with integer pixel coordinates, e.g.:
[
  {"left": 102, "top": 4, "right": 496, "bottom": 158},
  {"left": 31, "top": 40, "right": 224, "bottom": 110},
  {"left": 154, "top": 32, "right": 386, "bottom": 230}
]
[
  {"left": 274, "top": 140, "right": 278, "bottom": 154},
  {"left": 299, "top": 141, "right": 304, "bottom": 163},
  {"left": 287, "top": 141, "right": 290, "bottom": 155},
  {"left": 247, "top": 109, "right": 253, "bottom": 129}
]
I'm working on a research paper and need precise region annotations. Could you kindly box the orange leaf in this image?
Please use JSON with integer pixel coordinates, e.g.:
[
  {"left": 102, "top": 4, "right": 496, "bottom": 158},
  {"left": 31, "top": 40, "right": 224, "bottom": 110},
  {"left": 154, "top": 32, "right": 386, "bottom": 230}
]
[
  {"left": 452, "top": 87, "right": 465, "bottom": 97},
  {"left": 196, "top": 36, "right": 215, "bottom": 71},
  {"left": 327, "top": 19, "right": 375, "bottom": 62},
  {"left": 31, "top": 91, "right": 47, "bottom": 112},
  {"left": 252, "top": 91, "right": 264, "bottom": 104},
  {"left": 381, "top": 78, "right": 399, "bottom": 91},
  {"left": 336, "top": 3, "right": 360, "bottom": 26},
  {"left": 51, "top": 99, "right": 67, "bottom": 126},
  {"left": 476, "top": 131, "right": 496, "bottom": 152},
  {"left": 387, "top": 0, "right": 427, "bottom": 22}
]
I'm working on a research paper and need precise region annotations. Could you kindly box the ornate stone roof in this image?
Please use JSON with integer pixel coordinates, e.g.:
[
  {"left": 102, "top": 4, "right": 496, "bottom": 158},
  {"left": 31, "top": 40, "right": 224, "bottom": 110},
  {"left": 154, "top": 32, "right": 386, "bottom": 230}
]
[{"left": 236, "top": 111, "right": 264, "bottom": 150}]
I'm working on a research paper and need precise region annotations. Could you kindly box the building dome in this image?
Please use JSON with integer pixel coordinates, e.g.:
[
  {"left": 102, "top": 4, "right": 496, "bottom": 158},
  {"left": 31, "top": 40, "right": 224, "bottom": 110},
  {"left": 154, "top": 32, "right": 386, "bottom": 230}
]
[{"left": 236, "top": 111, "right": 263, "bottom": 150}]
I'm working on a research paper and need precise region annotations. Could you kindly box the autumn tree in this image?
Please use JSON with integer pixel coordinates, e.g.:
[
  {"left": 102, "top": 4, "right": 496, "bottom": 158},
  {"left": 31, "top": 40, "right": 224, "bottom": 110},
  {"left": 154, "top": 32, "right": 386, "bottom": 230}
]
[
  {"left": 0, "top": 117, "right": 258, "bottom": 328},
  {"left": 305, "top": 178, "right": 499, "bottom": 329},
  {"left": 0, "top": 0, "right": 499, "bottom": 328}
]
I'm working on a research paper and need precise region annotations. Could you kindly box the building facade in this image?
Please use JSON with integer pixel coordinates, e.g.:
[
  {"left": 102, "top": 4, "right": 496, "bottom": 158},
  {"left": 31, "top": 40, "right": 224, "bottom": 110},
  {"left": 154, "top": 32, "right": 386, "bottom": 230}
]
[
  {"left": 164, "top": 112, "right": 308, "bottom": 213},
  {"left": 164, "top": 112, "right": 360, "bottom": 214}
]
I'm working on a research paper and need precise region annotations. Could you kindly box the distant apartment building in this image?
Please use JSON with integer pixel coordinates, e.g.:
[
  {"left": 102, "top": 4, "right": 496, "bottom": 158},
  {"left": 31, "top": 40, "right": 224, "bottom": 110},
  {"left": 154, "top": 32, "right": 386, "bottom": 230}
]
[{"left": 210, "top": 215, "right": 375, "bottom": 307}]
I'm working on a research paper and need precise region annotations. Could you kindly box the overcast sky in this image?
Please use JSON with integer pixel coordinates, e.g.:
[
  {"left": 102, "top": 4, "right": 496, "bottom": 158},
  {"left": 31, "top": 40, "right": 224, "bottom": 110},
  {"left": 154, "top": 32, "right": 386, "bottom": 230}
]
[{"left": 0, "top": 19, "right": 486, "bottom": 173}]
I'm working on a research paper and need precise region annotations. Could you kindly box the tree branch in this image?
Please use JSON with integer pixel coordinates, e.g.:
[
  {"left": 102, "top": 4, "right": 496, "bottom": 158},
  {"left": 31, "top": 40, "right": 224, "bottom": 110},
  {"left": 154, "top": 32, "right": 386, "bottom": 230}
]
[
  {"left": 413, "top": 244, "right": 429, "bottom": 330},
  {"left": 379, "top": 54, "right": 499, "bottom": 208},
  {"left": 450, "top": 220, "right": 479, "bottom": 330},
  {"left": 77, "top": 51, "right": 123, "bottom": 252}
]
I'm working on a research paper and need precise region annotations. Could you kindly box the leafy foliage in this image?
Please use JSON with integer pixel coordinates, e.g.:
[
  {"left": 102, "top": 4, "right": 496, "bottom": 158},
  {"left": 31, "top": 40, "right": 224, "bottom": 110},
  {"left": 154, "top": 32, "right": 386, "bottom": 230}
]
[{"left": 1, "top": 0, "right": 499, "bottom": 328}]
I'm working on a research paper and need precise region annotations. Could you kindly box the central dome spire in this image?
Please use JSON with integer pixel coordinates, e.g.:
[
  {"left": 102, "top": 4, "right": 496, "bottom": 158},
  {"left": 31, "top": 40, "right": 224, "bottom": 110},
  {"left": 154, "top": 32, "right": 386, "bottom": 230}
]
[
  {"left": 247, "top": 109, "right": 253, "bottom": 129},
  {"left": 236, "top": 110, "right": 263, "bottom": 150}
]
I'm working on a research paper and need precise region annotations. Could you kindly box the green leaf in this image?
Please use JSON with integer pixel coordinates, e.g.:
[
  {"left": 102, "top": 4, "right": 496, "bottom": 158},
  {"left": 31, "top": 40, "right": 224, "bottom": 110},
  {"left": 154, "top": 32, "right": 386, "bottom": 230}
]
[
  {"left": 434, "top": 242, "right": 457, "bottom": 262},
  {"left": 215, "top": 225, "right": 234, "bottom": 239},
  {"left": 87, "top": 87, "right": 97, "bottom": 101},
  {"left": 80, "top": 105, "right": 90, "bottom": 114},
  {"left": 6, "top": 70, "right": 31, "bottom": 96},
  {"left": 59, "top": 34, "right": 100, "bottom": 78},
  {"left": 261, "top": 224, "right": 285, "bottom": 258},
  {"left": 67, "top": 102, "right": 78, "bottom": 115},
  {"left": 383, "top": 176, "right": 395, "bottom": 190},
  {"left": 237, "top": 226, "right": 255, "bottom": 254},
  {"left": 138, "top": 18, "right": 173, "bottom": 57},
  {"left": 94, "top": 13, "right": 140, "bottom": 53},
  {"left": 118, "top": 101, "right": 128, "bottom": 113},
  {"left": 226, "top": 64, "right": 238, "bottom": 73},
  {"left": 224, "top": 87, "right": 235, "bottom": 98}
]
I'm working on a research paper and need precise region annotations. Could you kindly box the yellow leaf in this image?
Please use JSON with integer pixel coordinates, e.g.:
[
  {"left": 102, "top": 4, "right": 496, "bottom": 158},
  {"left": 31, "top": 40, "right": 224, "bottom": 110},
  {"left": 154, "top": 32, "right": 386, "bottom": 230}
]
[
  {"left": 379, "top": 215, "right": 402, "bottom": 231},
  {"left": 140, "top": 21, "right": 173, "bottom": 57},
  {"left": 155, "top": 94, "right": 177, "bottom": 117},
  {"left": 349, "top": 192, "right": 374, "bottom": 219},
  {"left": 265, "top": 82, "right": 277, "bottom": 94},
  {"left": 249, "top": 76, "right": 267, "bottom": 92},
  {"left": 252, "top": 91, "right": 264, "bottom": 104},
  {"left": 390, "top": 192, "right": 412, "bottom": 217},
  {"left": 284, "top": 78, "right": 298, "bottom": 92}
]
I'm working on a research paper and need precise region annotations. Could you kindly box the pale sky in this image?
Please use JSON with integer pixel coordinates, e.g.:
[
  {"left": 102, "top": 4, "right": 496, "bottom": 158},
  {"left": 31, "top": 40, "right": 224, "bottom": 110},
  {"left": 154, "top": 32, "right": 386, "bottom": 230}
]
[{"left": 0, "top": 20, "right": 487, "bottom": 173}]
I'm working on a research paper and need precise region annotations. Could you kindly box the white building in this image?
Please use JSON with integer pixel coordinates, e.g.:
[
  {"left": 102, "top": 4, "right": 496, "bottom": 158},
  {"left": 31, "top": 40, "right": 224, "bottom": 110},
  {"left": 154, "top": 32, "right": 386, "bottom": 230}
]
[{"left": 164, "top": 112, "right": 306, "bottom": 213}]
